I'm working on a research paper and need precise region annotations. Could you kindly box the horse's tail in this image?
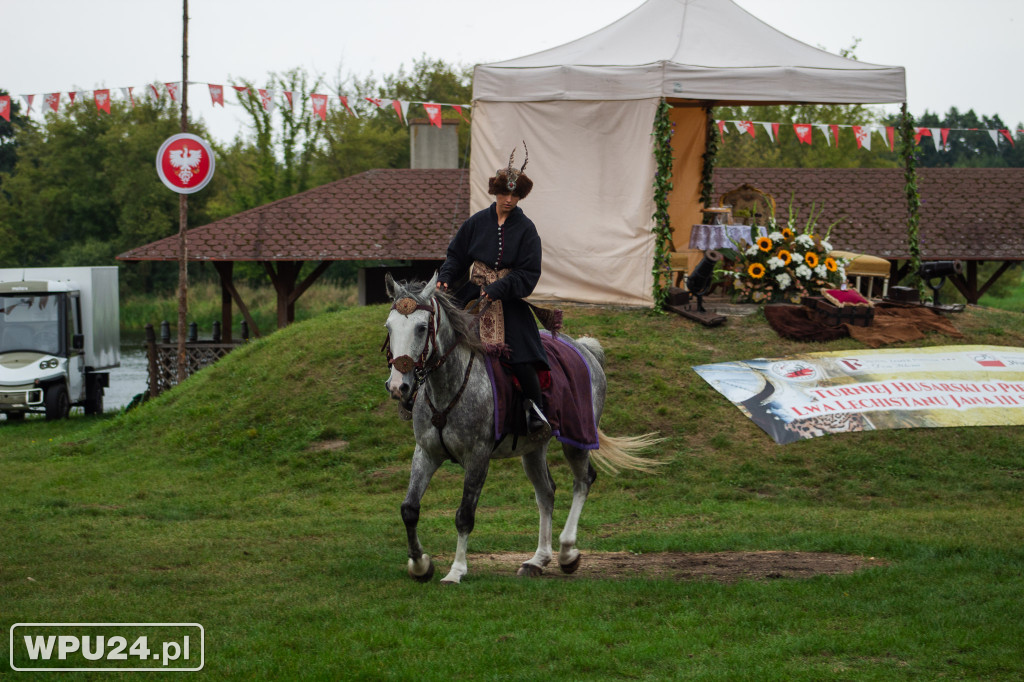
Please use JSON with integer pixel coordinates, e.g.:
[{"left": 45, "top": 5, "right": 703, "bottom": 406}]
[
  {"left": 590, "top": 429, "right": 665, "bottom": 475},
  {"left": 572, "top": 335, "right": 664, "bottom": 474}
]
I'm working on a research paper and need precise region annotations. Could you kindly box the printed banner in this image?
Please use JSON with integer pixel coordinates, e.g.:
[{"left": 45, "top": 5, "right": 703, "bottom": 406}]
[{"left": 693, "top": 345, "right": 1024, "bottom": 444}]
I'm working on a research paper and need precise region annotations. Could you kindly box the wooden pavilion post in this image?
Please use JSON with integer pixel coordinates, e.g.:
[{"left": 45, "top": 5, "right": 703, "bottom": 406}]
[{"left": 213, "top": 261, "right": 261, "bottom": 338}]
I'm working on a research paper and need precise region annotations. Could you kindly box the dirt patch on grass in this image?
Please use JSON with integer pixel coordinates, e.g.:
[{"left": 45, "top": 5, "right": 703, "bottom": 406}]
[
  {"left": 459, "top": 550, "right": 886, "bottom": 583},
  {"left": 307, "top": 439, "right": 349, "bottom": 452}
]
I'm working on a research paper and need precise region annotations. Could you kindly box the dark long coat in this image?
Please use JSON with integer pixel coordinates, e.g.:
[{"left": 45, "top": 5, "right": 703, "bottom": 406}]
[{"left": 437, "top": 203, "right": 549, "bottom": 368}]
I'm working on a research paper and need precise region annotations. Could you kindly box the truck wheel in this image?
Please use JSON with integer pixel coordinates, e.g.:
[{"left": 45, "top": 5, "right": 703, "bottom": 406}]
[
  {"left": 85, "top": 376, "right": 105, "bottom": 415},
  {"left": 45, "top": 384, "right": 71, "bottom": 420}
]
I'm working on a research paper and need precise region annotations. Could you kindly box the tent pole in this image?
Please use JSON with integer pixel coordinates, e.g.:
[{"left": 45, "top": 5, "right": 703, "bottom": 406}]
[{"left": 899, "top": 102, "right": 923, "bottom": 297}]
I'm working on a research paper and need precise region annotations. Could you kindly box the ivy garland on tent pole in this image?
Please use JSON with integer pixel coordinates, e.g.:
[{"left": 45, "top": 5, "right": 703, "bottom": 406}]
[
  {"left": 899, "top": 102, "right": 923, "bottom": 298},
  {"left": 651, "top": 98, "right": 674, "bottom": 312},
  {"left": 700, "top": 105, "right": 718, "bottom": 208}
]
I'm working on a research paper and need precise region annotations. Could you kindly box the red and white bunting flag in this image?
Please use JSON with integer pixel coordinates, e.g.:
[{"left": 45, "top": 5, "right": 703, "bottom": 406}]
[
  {"left": 392, "top": 99, "right": 408, "bottom": 125},
  {"left": 794, "top": 123, "right": 813, "bottom": 145},
  {"left": 716, "top": 119, "right": 726, "bottom": 142},
  {"left": 258, "top": 88, "right": 276, "bottom": 112},
  {"left": 283, "top": 91, "right": 293, "bottom": 109},
  {"left": 45, "top": 92, "right": 61, "bottom": 112},
  {"left": 365, "top": 97, "right": 384, "bottom": 109},
  {"left": 232, "top": 85, "right": 249, "bottom": 94},
  {"left": 760, "top": 122, "right": 779, "bottom": 143},
  {"left": 734, "top": 120, "right": 755, "bottom": 138},
  {"left": 830, "top": 124, "right": 839, "bottom": 148},
  {"left": 852, "top": 126, "right": 872, "bottom": 150},
  {"left": 423, "top": 102, "right": 442, "bottom": 127},
  {"left": 94, "top": 89, "right": 111, "bottom": 114},
  {"left": 22, "top": 94, "right": 35, "bottom": 113},
  {"left": 68, "top": 91, "right": 77, "bottom": 104},
  {"left": 815, "top": 124, "right": 831, "bottom": 147},
  {"left": 885, "top": 126, "right": 895, "bottom": 151},
  {"left": 149, "top": 84, "right": 162, "bottom": 101},
  {"left": 121, "top": 87, "right": 135, "bottom": 107},
  {"left": 311, "top": 93, "right": 328, "bottom": 121},
  {"left": 941, "top": 128, "right": 951, "bottom": 148},
  {"left": 165, "top": 82, "right": 181, "bottom": 102},
  {"left": 988, "top": 130, "right": 1000, "bottom": 147},
  {"left": 0, "top": 96, "right": 10, "bottom": 122},
  {"left": 339, "top": 95, "right": 357, "bottom": 117},
  {"left": 999, "top": 129, "right": 1015, "bottom": 146},
  {"left": 914, "top": 127, "right": 931, "bottom": 145},
  {"left": 452, "top": 104, "right": 469, "bottom": 123},
  {"left": 208, "top": 84, "right": 224, "bottom": 107},
  {"left": 929, "top": 128, "right": 943, "bottom": 152}
]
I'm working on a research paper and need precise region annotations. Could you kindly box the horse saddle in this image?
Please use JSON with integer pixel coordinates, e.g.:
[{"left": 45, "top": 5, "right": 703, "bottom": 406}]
[{"left": 485, "top": 331, "right": 599, "bottom": 450}]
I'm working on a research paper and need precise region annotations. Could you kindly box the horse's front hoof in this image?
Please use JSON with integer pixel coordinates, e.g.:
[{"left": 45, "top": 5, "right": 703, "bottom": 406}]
[
  {"left": 408, "top": 555, "right": 435, "bottom": 583},
  {"left": 517, "top": 562, "right": 544, "bottom": 577},
  {"left": 559, "top": 552, "right": 582, "bottom": 574}
]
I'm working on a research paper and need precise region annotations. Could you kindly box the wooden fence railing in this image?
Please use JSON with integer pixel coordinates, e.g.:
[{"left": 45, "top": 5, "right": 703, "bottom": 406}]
[{"left": 144, "top": 321, "right": 249, "bottom": 398}]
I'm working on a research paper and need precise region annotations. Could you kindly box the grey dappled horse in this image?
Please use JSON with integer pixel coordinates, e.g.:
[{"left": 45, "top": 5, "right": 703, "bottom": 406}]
[{"left": 383, "top": 273, "right": 660, "bottom": 584}]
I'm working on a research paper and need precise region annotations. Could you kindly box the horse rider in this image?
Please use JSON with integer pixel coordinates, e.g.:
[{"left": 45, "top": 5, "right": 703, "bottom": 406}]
[{"left": 435, "top": 144, "right": 551, "bottom": 441}]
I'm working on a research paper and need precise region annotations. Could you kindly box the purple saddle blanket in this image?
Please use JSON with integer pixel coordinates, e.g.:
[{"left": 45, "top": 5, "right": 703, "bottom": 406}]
[{"left": 484, "top": 330, "right": 600, "bottom": 450}]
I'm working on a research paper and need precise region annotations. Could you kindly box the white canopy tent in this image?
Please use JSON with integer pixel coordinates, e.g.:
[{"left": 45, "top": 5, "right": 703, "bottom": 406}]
[{"left": 471, "top": 0, "right": 906, "bottom": 306}]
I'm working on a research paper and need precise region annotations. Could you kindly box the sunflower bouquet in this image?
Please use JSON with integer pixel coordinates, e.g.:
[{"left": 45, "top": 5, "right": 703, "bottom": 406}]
[{"left": 721, "top": 201, "right": 847, "bottom": 304}]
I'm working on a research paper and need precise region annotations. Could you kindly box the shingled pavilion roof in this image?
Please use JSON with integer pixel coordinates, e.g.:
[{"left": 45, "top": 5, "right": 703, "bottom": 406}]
[
  {"left": 712, "top": 167, "right": 1024, "bottom": 261},
  {"left": 118, "top": 168, "right": 469, "bottom": 262},
  {"left": 118, "top": 166, "right": 1022, "bottom": 320},
  {"left": 119, "top": 166, "right": 1024, "bottom": 266}
]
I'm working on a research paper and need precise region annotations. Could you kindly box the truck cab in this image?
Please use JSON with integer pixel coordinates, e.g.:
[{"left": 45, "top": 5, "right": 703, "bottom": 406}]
[{"left": 0, "top": 268, "right": 119, "bottom": 421}]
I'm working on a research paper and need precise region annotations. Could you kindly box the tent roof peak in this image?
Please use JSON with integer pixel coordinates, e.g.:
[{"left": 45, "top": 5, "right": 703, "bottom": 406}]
[{"left": 474, "top": 0, "right": 906, "bottom": 104}]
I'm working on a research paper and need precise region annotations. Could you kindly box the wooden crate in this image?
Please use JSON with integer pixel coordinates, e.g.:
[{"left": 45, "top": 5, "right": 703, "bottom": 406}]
[{"left": 801, "top": 296, "right": 874, "bottom": 327}]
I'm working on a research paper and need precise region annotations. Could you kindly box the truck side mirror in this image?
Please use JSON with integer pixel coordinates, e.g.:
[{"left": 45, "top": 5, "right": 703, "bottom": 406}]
[{"left": 72, "top": 334, "right": 85, "bottom": 351}]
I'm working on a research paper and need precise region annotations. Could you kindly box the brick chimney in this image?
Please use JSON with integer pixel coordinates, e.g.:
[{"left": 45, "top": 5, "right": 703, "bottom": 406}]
[{"left": 410, "top": 118, "right": 460, "bottom": 169}]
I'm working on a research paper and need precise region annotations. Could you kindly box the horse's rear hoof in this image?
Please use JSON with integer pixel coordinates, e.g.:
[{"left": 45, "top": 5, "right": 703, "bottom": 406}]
[
  {"left": 408, "top": 556, "right": 435, "bottom": 583},
  {"left": 516, "top": 562, "right": 544, "bottom": 577},
  {"left": 559, "top": 553, "right": 582, "bottom": 574}
]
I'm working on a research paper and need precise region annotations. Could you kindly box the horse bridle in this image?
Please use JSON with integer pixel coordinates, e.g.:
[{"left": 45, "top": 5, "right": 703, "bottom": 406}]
[
  {"left": 382, "top": 295, "right": 463, "bottom": 393},
  {"left": 383, "top": 294, "right": 479, "bottom": 458}
]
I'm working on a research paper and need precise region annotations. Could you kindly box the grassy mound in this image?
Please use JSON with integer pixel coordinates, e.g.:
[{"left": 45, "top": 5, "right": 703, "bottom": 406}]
[{"left": 4, "top": 303, "right": 1024, "bottom": 679}]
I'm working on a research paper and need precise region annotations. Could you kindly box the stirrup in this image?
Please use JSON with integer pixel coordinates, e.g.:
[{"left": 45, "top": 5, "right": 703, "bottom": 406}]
[{"left": 524, "top": 399, "right": 551, "bottom": 443}]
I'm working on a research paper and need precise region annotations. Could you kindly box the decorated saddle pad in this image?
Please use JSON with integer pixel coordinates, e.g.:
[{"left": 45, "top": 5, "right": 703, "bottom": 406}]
[{"left": 484, "top": 330, "right": 600, "bottom": 450}]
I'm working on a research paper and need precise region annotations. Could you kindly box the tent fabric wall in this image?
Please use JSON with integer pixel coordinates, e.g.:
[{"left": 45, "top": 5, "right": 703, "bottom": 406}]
[{"left": 471, "top": 99, "right": 660, "bottom": 306}]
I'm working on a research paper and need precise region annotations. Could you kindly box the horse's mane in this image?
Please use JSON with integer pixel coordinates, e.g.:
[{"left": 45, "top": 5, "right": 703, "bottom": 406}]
[{"left": 392, "top": 279, "right": 485, "bottom": 354}]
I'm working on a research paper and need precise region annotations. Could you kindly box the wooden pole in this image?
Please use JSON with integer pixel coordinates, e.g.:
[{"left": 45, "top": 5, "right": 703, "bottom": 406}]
[{"left": 176, "top": 0, "right": 189, "bottom": 383}]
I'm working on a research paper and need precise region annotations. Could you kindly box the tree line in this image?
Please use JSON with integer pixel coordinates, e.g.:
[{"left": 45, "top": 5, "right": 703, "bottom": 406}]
[
  {"left": 713, "top": 103, "right": 1024, "bottom": 169},
  {"left": 2, "top": 55, "right": 1019, "bottom": 294}
]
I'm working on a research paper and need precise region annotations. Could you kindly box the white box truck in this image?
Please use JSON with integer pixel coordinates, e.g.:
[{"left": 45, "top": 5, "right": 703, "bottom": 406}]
[{"left": 0, "top": 267, "right": 120, "bottom": 420}]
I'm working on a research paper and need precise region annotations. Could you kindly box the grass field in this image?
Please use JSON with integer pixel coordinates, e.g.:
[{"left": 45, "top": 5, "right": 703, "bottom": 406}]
[{"left": 3, "top": 301, "right": 1024, "bottom": 679}]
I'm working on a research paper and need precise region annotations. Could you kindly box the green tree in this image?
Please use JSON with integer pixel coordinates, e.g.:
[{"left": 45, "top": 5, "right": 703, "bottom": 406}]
[
  {"left": 313, "top": 56, "right": 472, "bottom": 179},
  {"left": 714, "top": 102, "right": 900, "bottom": 169},
  {"left": 382, "top": 55, "right": 473, "bottom": 167},
  {"left": 208, "top": 68, "right": 325, "bottom": 220},
  {"left": 0, "top": 97, "right": 214, "bottom": 292},
  {"left": 912, "top": 107, "right": 1024, "bottom": 168},
  {"left": 1, "top": 89, "right": 33, "bottom": 182}
]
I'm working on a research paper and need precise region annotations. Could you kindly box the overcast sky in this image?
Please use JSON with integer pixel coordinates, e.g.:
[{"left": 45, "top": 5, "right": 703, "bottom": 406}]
[{"left": 5, "top": 0, "right": 1022, "bottom": 144}]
